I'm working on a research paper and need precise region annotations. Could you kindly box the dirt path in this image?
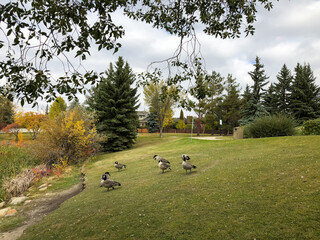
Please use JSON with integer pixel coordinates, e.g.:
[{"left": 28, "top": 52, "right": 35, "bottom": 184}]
[
  {"left": 0, "top": 182, "right": 84, "bottom": 240},
  {"left": 192, "top": 136, "right": 223, "bottom": 140}
]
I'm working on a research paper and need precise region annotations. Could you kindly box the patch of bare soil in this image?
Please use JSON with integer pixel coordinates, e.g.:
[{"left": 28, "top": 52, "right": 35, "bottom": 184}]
[{"left": 0, "top": 181, "right": 85, "bottom": 240}]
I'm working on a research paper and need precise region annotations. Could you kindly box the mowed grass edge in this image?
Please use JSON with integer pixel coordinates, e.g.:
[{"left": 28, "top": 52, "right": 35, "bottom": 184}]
[{"left": 20, "top": 134, "right": 320, "bottom": 240}]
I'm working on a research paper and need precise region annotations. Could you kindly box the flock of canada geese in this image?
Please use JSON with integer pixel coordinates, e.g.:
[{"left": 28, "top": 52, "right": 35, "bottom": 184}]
[{"left": 100, "top": 154, "right": 197, "bottom": 191}]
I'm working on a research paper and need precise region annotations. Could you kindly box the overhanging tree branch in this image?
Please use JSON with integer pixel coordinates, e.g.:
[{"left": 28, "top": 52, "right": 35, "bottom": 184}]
[{"left": 0, "top": 0, "right": 277, "bottom": 105}]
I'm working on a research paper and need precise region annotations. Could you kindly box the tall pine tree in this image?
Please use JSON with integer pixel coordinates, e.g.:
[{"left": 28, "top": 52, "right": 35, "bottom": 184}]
[
  {"left": 0, "top": 95, "right": 14, "bottom": 129},
  {"left": 146, "top": 112, "right": 158, "bottom": 133},
  {"left": 240, "top": 56, "right": 269, "bottom": 124},
  {"left": 274, "top": 64, "right": 293, "bottom": 114},
  {"left": 263, "top": 83, "right": 278, "bottom": 114},
  {"left": 290, "top": 63, "right": 320, "bottom": 122},
  {"left": 221, "top": 74, "right": 242, "bottom": 133},
  {"left": 179, "top": 109, "right": 184, "bottom": 121},
  {"left": 88, "top": 57, "right": 139, "bottom": 152}
]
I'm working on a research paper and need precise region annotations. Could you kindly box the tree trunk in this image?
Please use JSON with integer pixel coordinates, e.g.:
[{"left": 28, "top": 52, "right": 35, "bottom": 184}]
[{"left": 196, "top": 118, "right": 201, "bottom": 136}]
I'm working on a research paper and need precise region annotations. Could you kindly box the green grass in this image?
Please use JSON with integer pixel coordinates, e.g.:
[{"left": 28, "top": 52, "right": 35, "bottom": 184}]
[
  {"left": 0, "top": 215, "right": 27, "bottom": 232},
  {"left": 20, "top": 134, "right": 320, "bottom": 240}
]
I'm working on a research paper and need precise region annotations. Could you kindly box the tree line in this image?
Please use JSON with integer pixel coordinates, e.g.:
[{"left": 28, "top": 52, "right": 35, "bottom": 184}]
[
  {"left": 1, "top": 56, "right": 319, "bottom": 151},
  {"left": 143, "top": 56, "right": 320, "bottom": 136}
]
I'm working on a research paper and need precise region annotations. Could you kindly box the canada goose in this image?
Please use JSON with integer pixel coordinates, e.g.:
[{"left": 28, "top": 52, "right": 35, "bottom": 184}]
[
  {"left": 100, "top": 179, "right": 121, "bottom": 191},
  {"left": 101, "top": 172, "right": 111, "bottom": 184},
  {"left": 158, "top": 159, "right": 171, "bottom": 173},
  {"left": 181, "top": 154, "right": 190, "bottom": 161},
  {"left": 114, "top": 161, "right": 126, "bottom": 171},
  {"left": 153, "top": 155, "right": 170, "bottom": 164},
  {"left": 182, "top": 159, "right": 196, "bottom": 174}
]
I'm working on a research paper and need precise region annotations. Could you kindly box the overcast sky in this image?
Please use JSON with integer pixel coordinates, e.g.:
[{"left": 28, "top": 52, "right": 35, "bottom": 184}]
[{"left": 11, "top": 0, "right": 320, "bottom": 117}]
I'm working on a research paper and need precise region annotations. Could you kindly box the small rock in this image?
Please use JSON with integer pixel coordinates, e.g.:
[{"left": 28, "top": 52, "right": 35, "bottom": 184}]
[
  {"left": 5, "top": 209, "right": 17, "bottom": 217},
  {"left": 10, "top": 196, "right": 28, "bottom": 205},
  {"left": 39, "top": 187, "right": 48, "bottom": 191},
  {"left": 38, "top": 184, "right": 48, "bottom": 189},
  {"left": 0, "top": 202, "right": 5, "bottom": 208},
  {"left": 0, "top": 207, "right": 11, "bottom": 217}
]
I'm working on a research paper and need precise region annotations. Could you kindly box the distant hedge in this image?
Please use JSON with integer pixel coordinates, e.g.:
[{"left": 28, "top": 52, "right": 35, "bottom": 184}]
[
  {"left": 302, "top": 118, "right": 320, "bottom": 135},
  {"left": 245, "top": 115, "right": 297, "bottom": 138}
]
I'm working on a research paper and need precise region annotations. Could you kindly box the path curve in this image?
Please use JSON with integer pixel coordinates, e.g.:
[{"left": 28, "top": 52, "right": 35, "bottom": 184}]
[{"left": 0, "top": 181, "right": 84, "bottom": 240}]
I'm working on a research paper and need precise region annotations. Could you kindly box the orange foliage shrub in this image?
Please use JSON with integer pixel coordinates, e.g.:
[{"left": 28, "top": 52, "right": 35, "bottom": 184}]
[{"left": 2, "top": 122, "right": 21, "bottom": 141}]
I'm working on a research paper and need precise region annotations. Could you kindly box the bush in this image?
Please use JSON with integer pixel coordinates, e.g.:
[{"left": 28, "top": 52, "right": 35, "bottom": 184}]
[
  {"left": 31, "top": 108, "right": 101, "bottom": 166},
  {"left": 3, "top": 169, "right": 36, "bottom": 200},
  {"left": 245, "top": 115, "right": 296, "bottom": 138},
  {"left": 302, "top": 118, "right": 320, "bottom": 135}
]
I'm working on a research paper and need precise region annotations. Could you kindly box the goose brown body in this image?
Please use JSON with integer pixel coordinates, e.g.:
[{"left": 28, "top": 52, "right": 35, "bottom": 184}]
[
  {"left": 158, "top": 160, "right": 171, "bottom": 173},
  {"left": 182, "top": 159, "right": 196, "bottom": 174},
  {"left": 114, "top": 161, "right": 126, "bottom": 171},
  {"left": 100, "top": 179, "right": 121, "bottom": 190}
]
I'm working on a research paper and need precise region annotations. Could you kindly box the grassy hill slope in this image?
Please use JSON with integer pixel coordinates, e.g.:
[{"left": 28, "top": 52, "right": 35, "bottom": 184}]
[{"left": 20, "top": 134, "right": 320, "bottom": 240}]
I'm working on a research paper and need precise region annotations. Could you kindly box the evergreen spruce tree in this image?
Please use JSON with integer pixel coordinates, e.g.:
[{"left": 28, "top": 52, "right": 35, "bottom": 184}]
[
  {"left": 88, "top": 57, "right": 139, "bottom": 152},
  {"left": 274, "top": 64, "right": 293, "bottom": 114},
  {"left": 290, "top": 63, "right": 320, "bottom": 122},
  {"left": 0, "top": 95, "right": 14, "bottom": 129},
  {"left": 221, "top": 74, "right": 242, "bottom": 133},
  {"left": 239, "top": 85, "right": 253, "bottom": 124},
  {"left": 263, "top": 83, "right": 278, "bottom": 114},
  {"left": 240, "top": 56, "right": 269, "bottom": 124},
  {"left": 146, "top": 112, "right": 159, "bottom": 133},
  {"left": 250, "top": 56, "right": 269, "bottom": 109},
  {"left": 179, "top": 109, "right": 184, "bottom": 121}
]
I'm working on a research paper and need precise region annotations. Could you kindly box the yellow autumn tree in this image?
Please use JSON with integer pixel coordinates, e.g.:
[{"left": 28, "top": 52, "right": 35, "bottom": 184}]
[
  {"left": 48, "top": 96, "right": 67, "bottom": 119},
  {"left": 15, "top": 111, "right": 47, "bottom": 139},
  {"left": 143, "top": 80, "right": 176, "bottom": 137},
  {"left": 163, "top": 109, "right": 174, "bottom": 129},
  {"left": 176, "top": 120, "right": 187, "bottom": 129}
]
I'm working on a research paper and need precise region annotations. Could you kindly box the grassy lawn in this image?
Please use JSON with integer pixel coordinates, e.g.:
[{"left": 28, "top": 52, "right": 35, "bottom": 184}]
[{"left": 20, "top": 134, "right": 320, "bottom": 240}]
